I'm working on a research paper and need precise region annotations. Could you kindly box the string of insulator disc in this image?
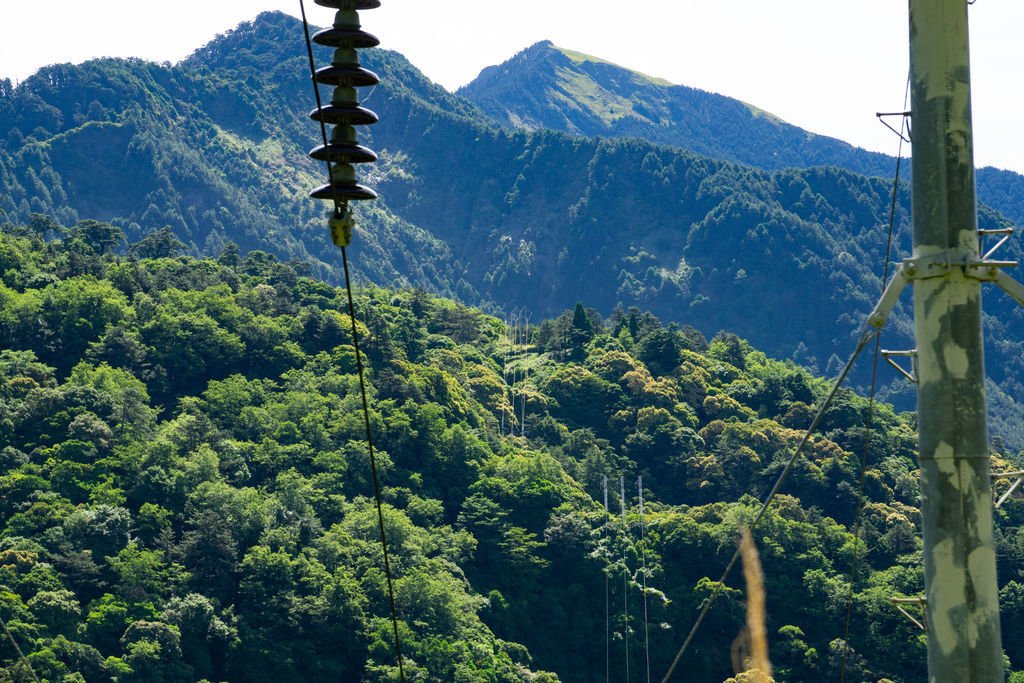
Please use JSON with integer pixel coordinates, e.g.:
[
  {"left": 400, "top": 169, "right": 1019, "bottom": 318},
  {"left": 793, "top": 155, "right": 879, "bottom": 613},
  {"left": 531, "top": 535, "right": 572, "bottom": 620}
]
[{"left": 308, "top": 0, "right": 381, "bottom": 247}]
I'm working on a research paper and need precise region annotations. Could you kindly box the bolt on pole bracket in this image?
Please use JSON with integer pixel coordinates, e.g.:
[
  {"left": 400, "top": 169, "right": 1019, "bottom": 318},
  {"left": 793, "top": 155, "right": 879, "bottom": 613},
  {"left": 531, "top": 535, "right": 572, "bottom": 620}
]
[{"left": 881, "top": 348, "right": 918, "bottom": 383}]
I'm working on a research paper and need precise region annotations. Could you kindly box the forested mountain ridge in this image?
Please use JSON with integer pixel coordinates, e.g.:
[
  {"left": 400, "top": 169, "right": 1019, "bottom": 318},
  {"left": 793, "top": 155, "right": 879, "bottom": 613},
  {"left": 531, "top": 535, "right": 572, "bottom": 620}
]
[
  {"left": 5, "top": 223, "right": 1024, "bottom": 681},
  {"left": 0, "top": 18, "right": 473, "bottom": 304},
  {"left": 4, "top": 11, "right": 1024, "bottom": 443},
  {"left": 458, "top": 40, "right": 1024, "bottom": 225}
]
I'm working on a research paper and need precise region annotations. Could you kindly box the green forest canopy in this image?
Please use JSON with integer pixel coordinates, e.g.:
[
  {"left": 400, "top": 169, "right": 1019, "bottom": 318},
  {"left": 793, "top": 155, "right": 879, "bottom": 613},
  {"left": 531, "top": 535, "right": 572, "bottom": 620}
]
[{"left": 2, "top": 220, "right": 1024, "bottom": 681}]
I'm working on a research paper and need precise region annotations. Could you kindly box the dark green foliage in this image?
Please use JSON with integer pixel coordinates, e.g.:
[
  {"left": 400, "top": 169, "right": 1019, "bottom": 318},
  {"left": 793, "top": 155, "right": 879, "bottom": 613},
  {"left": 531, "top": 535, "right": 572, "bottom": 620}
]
[
  {"left": 67, "top": 220, "right": 125, "bottom": 257},
  {"left": 635, "top": 326, "right": 684, "bottom": 376},
  {"left": 128, "top": 227, "right": 187, "bottom": 260},
  {"left": 4, "top": 230, "right": 1024, "bottom": 681}
]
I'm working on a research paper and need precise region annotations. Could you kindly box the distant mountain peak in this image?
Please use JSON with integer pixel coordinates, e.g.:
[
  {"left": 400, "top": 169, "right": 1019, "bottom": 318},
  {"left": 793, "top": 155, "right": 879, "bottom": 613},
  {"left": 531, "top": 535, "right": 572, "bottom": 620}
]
[
  {"left": 459, "top": 41, "right": 904, "bottom": 176},
  {"left": 480, "top": 40, "right": 673, "bottom": 87},
  {"left": 524, "top": 39, "right": 555, "bottom": 50},
  {"left": 457, "top": 41, "right": 681, "bottom": 135}
]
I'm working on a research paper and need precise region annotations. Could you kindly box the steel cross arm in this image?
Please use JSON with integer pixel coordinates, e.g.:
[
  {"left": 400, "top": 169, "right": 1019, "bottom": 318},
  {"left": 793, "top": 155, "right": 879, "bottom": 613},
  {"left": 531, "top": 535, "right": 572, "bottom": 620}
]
[
  {"left": 900, "top": 253, "right": 1018, "bottom": 282},
  {"left": 865, "top": 264, "right": 910, "bottom": 332},
  {"left": 992, "top": 269, "right": 1024, "bottom": 308},
  {"left": 993, "top": 471, "right": 1024, "bottom": 509}
]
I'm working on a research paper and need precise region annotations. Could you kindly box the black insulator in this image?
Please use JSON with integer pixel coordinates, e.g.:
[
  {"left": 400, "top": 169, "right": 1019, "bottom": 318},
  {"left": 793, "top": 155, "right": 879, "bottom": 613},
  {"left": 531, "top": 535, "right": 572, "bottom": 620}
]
[
  {"left": 310, "top": 103, "right": 379, "bottom": 126},
  {"left": 315, "top": 0, "right": 381, "bottom": 9},
  {"left": 314, "top": 64, "right": 380, "bottom": 87},
  {"left": 311, "top": 182, "right": 379, "bottom": 201},
  {"left": 309, "top": 142, "right": 378, "bottom": 164},
  {"left": 310, "top": 100, "right": 378, "bottom": 126},
  {"left": 313, "top": 27, "right": 380, "bottom": 49}
]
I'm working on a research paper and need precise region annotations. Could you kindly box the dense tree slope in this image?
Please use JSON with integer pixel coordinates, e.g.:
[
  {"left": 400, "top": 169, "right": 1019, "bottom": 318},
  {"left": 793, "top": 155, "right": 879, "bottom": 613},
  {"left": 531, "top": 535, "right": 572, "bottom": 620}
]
[
  {"left": 458, "top": 40, "right": 1024, "bottom": 225},
  {"left": 3, "top": 12, "right": 1024, "bottom": 440},
  {"left": 4, "top": 223, "right": 1024, "bottom": 681}
]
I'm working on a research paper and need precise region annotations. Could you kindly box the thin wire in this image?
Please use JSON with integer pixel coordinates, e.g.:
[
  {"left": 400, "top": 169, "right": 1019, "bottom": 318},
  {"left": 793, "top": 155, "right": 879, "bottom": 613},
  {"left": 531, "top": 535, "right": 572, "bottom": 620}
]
[
  {"left": 0, "top": 611, "right": 40, "bottom": 683},
  {"left": 501, "top": 317, "right": 509, "bottom": 435},
  {"left": 605, "top": 476, "right": 611, "bottom": 683},
  {"left": 660, "top": 326, "right": 877, "bottom": 682},
  {"left": 639, "top": 476, "right": 652, "bottom": 683},
  {"left": 521, "top": 313, "right": 530, "bottom": 438},
  {"left": 342, "top": 246, "right": 407, "bottom": 681},
  {"left": 509, "top": 314, "right": 516, "bottom": 436},
  {"left": 621, "top": 475, "right": 631, "bottom": 683},
  {"left": 838, "top": 73, "right": 910, "bottom": 683}
]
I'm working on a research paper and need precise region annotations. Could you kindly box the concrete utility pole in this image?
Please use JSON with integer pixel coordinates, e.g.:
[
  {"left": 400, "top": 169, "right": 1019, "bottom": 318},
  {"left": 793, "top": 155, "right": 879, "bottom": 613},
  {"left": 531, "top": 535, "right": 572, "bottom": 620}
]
[{"left": 908, "top": 0, "right": 1003, "bottom": 679}]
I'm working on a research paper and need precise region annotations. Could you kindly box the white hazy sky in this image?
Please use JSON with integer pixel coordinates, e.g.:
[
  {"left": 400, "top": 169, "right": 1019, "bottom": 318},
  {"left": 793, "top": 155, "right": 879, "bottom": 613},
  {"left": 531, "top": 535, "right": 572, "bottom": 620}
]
[{"left": 2, "top": 1, "right": 1023, "bottom": 172}]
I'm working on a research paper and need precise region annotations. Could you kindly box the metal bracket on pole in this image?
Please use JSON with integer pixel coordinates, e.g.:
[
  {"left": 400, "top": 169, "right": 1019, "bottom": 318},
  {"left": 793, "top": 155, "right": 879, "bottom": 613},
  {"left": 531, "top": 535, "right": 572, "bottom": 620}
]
[
  {"left": 900, "top": 253, "right": 1018, "bottom": 282},
  {"left": 877, "top": 111, "right": 912, "bottom": 143},
  {"left": 881, "top": 349, "right": 917, "bottom": 383},
  {"left": 979, "top": 227, "right": 1014, "bottom": 261},
  {"left": 896, "top": 249, "right": 1024, "bottom": 314},
  {"left": 891, "top": 596, "right": 928, "bottom": 632},
  {"left": 992, "top": 269, "right": 1024, "bottom": 309},
  {"left": 992, "top": 470, "right": 1024, "bottom": 509}
]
